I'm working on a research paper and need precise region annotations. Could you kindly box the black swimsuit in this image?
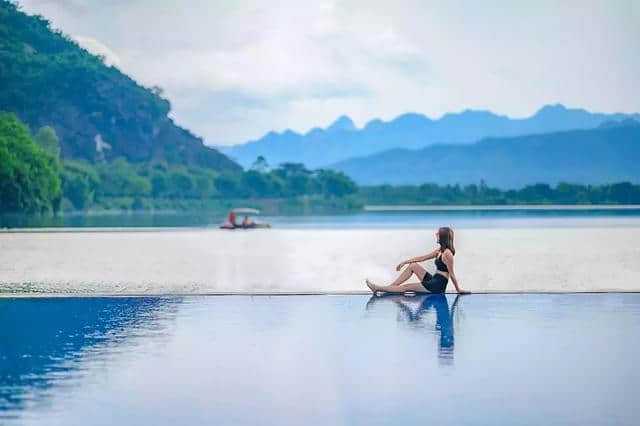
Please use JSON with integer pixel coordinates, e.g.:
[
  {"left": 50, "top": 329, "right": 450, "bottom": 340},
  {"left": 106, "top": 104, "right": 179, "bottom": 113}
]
[{"left": 421, "top": 252, "right": 449, "bottom": 293}]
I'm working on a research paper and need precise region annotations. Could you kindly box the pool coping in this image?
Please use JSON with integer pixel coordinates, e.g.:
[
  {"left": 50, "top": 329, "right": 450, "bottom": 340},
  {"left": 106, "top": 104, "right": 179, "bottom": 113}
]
[{"left": 1, "top": 290, "right": 639, "bottom": 298}]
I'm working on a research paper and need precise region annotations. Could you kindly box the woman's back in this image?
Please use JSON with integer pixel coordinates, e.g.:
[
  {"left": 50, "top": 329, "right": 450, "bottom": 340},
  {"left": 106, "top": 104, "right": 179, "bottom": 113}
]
[{"left": 434, "top": 251, "right": 449, "bottom": 273}]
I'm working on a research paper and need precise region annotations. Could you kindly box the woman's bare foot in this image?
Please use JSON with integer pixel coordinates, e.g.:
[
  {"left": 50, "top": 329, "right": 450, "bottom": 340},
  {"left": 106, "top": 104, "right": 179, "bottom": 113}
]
[{"left": 365, "top": 279, "right": 378, "bottom": 294}]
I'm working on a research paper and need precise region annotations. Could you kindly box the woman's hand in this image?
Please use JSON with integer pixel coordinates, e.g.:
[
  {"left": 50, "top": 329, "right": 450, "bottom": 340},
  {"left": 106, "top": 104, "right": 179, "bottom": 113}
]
[
  {"left": 395, "top": 261, "right": 407, "bottom": 271},
  {"left": 457, "top": 289, "right": 472, "bottom": 295}
]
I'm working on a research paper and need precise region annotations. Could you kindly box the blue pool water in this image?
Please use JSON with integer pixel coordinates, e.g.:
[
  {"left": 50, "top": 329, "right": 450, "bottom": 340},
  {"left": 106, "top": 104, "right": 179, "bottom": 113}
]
[{"left": 1, "top": 294, "right": 639, "bottom": 425}]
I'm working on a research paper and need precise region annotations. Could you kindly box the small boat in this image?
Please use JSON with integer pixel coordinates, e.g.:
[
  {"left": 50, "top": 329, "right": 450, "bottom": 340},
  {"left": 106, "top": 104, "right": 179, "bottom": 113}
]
[{"left": 219, "top": 208, "right": 271, "bottom": 229}]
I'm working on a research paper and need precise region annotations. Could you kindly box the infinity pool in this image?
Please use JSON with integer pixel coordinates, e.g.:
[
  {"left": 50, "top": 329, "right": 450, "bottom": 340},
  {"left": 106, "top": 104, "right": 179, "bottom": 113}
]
[{"left": 1, "top": 294, "right": 639, "bottom": 425}]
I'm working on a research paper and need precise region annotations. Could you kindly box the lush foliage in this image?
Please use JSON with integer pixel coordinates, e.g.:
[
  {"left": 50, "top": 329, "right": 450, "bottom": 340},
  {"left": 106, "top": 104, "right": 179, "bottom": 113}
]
[
  {"left": 0, "top": 112, "right": 60, "bottom": 213},
  {"left": 0, "top": 115, "right": 359, "bottom": 214},
  {"left": 238, "top": 160, "right": 358, "bottom": 199},
  {"left": 51, "top": 159, "right": 640, "bottom": 211},
  {"left": 359, "top": 181, "right": 640, "bottom": 205},
  {"left": 57, "top": 159, "right": 358, "bottom": 212}
]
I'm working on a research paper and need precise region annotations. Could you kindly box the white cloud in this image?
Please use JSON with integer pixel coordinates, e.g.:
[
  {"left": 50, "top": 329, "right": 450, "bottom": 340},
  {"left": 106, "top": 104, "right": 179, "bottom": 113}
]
[{"left": 16, "top": 0, "right": 640, "bottom": 144}]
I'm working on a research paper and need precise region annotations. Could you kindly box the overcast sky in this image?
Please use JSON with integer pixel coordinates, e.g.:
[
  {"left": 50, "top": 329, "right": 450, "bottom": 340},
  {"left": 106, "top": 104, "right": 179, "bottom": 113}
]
[{"left": 17, "top": 0, "right": 640, "bottom": 145}]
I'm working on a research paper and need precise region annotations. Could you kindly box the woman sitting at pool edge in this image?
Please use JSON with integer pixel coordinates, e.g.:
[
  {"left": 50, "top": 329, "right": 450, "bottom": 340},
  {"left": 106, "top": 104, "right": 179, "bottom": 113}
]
[{"left": 366, "top": 226, "right": 471, "bottom": 295}]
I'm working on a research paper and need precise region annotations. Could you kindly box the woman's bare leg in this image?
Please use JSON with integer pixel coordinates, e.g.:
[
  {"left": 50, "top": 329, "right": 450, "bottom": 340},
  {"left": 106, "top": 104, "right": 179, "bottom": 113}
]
[
  {"left": 371, "top": 282, "right": 430, "bottom": 294},
  {"left": 366, "top": 263, "right": 428, "bottom": 294},
  {"left": 390, "top": 263, "right": 427, "bottom": 286}
]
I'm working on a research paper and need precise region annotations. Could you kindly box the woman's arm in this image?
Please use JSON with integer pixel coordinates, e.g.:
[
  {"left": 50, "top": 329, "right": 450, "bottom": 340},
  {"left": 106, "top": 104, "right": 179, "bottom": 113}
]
[
  {"left": 396, "top": 249, "right": 439, "bottom": 271},
  {"left": 443, "top": 251, "right": 471, "bottom": 294}
]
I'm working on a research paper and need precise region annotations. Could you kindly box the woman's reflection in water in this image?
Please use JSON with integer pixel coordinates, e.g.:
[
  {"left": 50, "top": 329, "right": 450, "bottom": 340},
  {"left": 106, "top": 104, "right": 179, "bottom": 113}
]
[{"left": 366, "top": 294, "right": 462, "bottom": 364}]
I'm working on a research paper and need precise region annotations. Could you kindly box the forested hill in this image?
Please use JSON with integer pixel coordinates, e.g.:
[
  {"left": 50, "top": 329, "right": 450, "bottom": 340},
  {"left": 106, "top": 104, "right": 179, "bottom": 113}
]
[{"left": 0, "top": 1, "right": 239, "bottom": 172}]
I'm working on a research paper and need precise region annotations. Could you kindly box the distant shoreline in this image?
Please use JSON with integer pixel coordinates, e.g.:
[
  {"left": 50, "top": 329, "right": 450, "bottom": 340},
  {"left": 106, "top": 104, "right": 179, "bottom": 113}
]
[
  {"left": 5, "top": 203, "right": 640, "bottom": 218},
  {"left": 4, "top": 204, "right": 640, "bottom": 231}
]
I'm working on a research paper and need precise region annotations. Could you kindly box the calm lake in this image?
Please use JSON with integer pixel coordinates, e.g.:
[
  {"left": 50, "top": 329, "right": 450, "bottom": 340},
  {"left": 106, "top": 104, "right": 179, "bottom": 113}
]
[{"left": 1, "top": 294, "right": 639, "bottom": 425}]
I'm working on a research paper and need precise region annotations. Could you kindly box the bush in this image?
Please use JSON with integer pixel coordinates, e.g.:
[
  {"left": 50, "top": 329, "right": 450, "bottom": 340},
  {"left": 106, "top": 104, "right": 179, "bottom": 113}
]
[
  {"left": 0, "top": 112, "right": 61, "bottom": 213},
  {"left": 97, "top": 157, "right": 151, "bottom": 197},
  {"left": 61, "top": 160, "right": 100, "bottom": 210}
]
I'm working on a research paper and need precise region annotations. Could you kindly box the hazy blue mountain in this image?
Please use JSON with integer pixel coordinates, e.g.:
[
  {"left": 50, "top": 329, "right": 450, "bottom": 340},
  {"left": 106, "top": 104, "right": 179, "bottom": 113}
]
[
  {"left": 326, "top": 115, "right": 356, "bottom": 132},
  {"left": 328, "top": 121, "right": 640, "bottom": 188},
  {"left": 221, "top": 104, "right": 640, "bottom": 169}
]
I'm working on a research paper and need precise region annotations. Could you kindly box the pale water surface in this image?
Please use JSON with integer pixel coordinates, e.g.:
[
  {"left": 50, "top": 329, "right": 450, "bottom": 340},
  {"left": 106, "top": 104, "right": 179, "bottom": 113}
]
[
  {"left": 2, "top": 211, "right": 640, "bottom": 294},
  {"left": 1, "top": 228, "right": 639, "bottom": 294},
  {"left": 1, "top": 294, "right": 639, "bottom": 425}
]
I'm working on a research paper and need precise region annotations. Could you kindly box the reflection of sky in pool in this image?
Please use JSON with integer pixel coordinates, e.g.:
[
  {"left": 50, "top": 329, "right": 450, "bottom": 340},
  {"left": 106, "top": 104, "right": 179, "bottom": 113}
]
[{"left": 1, "top": 294, "right": 639, "bottom": 425}]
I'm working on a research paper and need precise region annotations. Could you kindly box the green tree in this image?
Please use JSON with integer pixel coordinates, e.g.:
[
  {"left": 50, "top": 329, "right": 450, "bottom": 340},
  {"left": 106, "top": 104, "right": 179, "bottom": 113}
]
[
  {"left": 518, "top": 183, "right": 553, "bottom": 203},
  {"left": 195, "top": 175, "right": 214, "bottom": 198},
  {"left": 35, "top": 125, "right": 60, "bottom": 157},
  {"left": 241, "top": 170, "right": 281, "bottom": 197},
  {"left": 169, "top": 169, "right": 194, "bottom": 198},
  {"left": 60, "top": 160, "right": 100, "bottom": 210},
  {"left": 250, "top": 155, "right": 269, "bottom": 173},
  {"left": 274, "top": 163, "right": 309, "bottom": 178},
  {"left": 274, "top": 163, "right": 313, "bottom": 196},
  {"left": 151, "top": 172, "right": 169, "bottom": 197},
  {"left": 215, "top": 173, "right": 241, "bottom": 197},
  {"left": 554, "top": 182, "right": 586, "bottom": 203},
  {"left": 0, "top": 112, "right": 61, "bottom": 213},
  {"left": 315, "top": 169, "right": 357, "bottom": 198},
  {"left": 97, "top": 157, "right": 151, "bottom": 197},
  {"left": 463, "top": 184, "right": 479, "bottom": 199},
  {"left": 607, "top": 182, "right": 640, "bottom": 203}
]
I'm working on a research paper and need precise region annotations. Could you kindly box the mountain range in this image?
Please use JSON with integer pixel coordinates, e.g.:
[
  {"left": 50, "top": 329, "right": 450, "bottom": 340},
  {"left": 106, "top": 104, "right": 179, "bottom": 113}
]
[
  {"left": 329, "top": 120, "right": 640, "bottom": 188},
  {"left": 221, "top": 105, "right": 640, "bottom": 169}
]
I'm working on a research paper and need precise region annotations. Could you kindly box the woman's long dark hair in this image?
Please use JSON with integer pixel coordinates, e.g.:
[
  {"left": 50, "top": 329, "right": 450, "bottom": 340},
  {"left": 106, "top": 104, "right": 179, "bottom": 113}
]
[{"left": 438, "top": 227, "right": 455, "bottom": 255}]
